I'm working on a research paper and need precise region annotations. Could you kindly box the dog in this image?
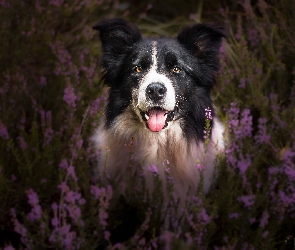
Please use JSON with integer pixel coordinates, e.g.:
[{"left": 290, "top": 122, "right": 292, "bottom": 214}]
[{"left": 92, "top": 19, "right": 226, "bottom": 199}]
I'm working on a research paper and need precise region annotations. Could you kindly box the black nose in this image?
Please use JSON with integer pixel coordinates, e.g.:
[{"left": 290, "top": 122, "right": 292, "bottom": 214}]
[{"left": 146, "top": 83, "right": 167, "bottom": 102}]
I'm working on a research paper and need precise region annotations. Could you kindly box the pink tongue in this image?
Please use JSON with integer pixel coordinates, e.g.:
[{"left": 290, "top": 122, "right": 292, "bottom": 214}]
[{"left": 147, "top": 110, "right": 166, "bottom": 132}]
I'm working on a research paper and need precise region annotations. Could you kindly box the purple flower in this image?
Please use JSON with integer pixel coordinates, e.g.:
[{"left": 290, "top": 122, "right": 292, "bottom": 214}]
[
  {"left": 67, "top": 165, "right": 78, "bottom": 182},
  {"left": 63, "top": 83, "right": 76, "bottom": 108},
  {"left": 17, "top": 136, "right": 27, "bottom": 150},
  {"left": 104, "top": 230, "right": 111, "bottom": 241},
  {"left": 0, "top": 120, "right": 9, "bottom": 139},
  {"left": 49, "top": 0, "right": 64, "bottom": 7},
  {"left": 262, "top": 231, "right": 269, "bottom": 238},
  {"left": 149, "top": 164, "right": 158, "bottom": 176},
  {"left": 160, "top": 231, "right": 173, "bottom": 250},
  {"left": 77, "top": 139, "right": 83, "bottom": 150},
  {"left": 27, "top": 204, "right": 42, "bottom": 221},
  {"left": 99, "top": 209, "right": 108, "bottom": 227},
  {"left": 58, "top": 181, "right": 70, "bottom": 193},
  {"left": 198, "top": 208, "right": 211, "bottom": 224},
  {"left": 27, "top": 189, "right": 39, "bottom": 206},
  {"left": 51, "top": 217, "right": 59, "bottom": 227},
  {"left": 39, "top": 76, "right": 47, "bottom": 87},
  {"left": 44, "top": 127, "right": 54, "bottom": 145},
  {"left": 238, "top": 195, "right": 255, "bottom": 208},
  {"left": 196, "top": 164, "right": 203, "bottom": 171},
  {"left": 247, "top": 28, "right": 260, "bottom": 47},
  {"left": 4, "top": 245, "right": 15, "bottom": 250},
  {"left": 238, "top": 77, "right": 247, "bottom": 88},
  {"left": 240, "top": 109, "right": 253, "bottom": 138},
  {"left": 67, "top": 205, "right": 81, "bottom": 224},
  {"left": 65, "top": 190, "right": 76, "bottom": 204},
  {"left": 90, "top": 185, "right": 101, "bottom": 200},
  {"left": 237, "top": 154, "right": 251, "bottom": 175},
  {"left": 89, "top": 97, "right": 101, "bottom": 116},
  {"left": 229, "top": 212, "right": 240, "bottom": 219},
  {"left": 204, "top": 107, "right": 212, "bottom": 120},
  {"left": 26, "top": 189, "right": 42, "bottom": 221},
  {"left": 255, "top": 118, "right": 270, "bottom": 144},
  {"left": 59, "top": 159, "right": 68, "bottom": 169},
  {"left": 259, "top": 211, "right": 269, "bottom": 228}
]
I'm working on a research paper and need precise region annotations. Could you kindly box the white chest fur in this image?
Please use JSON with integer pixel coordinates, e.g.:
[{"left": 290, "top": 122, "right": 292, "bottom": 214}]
[{"left": 92, "top": 107, "right": 225, "bottom": 198}]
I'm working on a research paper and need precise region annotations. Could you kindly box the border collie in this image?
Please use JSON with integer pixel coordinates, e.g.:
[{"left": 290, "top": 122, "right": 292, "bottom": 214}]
[{"left": 92, "top": 19, "right": 226, "bottom": 198}]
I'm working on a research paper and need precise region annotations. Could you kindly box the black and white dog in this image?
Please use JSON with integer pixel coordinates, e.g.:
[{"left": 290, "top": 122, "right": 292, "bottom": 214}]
[{"left": 92, "top": 19, "right": 226, "bottom": 197}]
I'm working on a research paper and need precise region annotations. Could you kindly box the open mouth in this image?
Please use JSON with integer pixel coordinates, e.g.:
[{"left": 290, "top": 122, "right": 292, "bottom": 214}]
[{"left": 140, "top": 107, "right": 175, "bottom": 132}]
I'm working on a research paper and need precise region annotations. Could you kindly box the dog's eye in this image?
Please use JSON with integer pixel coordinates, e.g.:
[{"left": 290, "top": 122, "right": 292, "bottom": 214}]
[
  {"left": 172, "top": 66, "right": 181, "bottom": 73},
  {"left": 133, "top": 66, "right": 142, "bottom": 73}
]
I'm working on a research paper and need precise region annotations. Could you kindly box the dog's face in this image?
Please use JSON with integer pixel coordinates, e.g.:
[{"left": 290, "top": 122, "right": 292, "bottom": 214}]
[{"left": 93, "top": 19, "right": 225, "bottom": 136}]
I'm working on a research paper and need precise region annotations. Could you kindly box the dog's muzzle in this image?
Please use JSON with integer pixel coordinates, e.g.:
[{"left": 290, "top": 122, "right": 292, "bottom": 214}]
[{"left": 136, "top": 82, "right": 174, "bottom": 132}]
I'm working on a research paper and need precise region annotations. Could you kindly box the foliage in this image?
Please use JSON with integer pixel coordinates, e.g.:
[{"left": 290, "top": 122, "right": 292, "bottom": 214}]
[{"left": 0, "top": 0, "right": 294, "bottom": 249}]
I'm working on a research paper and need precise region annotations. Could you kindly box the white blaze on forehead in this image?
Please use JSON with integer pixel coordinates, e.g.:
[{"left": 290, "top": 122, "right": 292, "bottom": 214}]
[{"left": 136, "top": 41, "right": 176, "bottom": 111}]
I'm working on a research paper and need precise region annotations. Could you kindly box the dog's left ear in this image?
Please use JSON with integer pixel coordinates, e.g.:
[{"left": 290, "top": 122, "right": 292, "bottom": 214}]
[
  {"left": 177, "top": 23, "right": 226, "bottom": 62},
  {"left": 93, "top": 19, "right": 142, "bottom": 68}
]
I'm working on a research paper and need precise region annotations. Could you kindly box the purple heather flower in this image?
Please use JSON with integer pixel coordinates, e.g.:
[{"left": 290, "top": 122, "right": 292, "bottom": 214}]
[
  {"left": 259, "top": 211, "right": 269, "bottom": 228},
  {"left": 65, "top": 190, "right": 76, "bottom": 204},
  {"left": 196, "top": 164, "right": 203, "bottom": 172},
  {"left": 104, "top": 230, "right": 111, "bottom": 241},
  {"left": 255, "top": 117, "right": 270, "bottom": 144},
  {"left": 44, "top": 127, "right": 54, "bottom": 145},
  {"left": 238, "top": 195, "right": 255, "bottom": 208},
  {"left": 160, "top": 231, "right": 173, "bottom": 250},
  {"left": 99, "top": 209, "right": 108, "bottom": 227},
  {"left": 90, "top": 185, "right": 100, "bottom": 200},
  {"left": 67, "top": 205, "right": 81, "bottom": 224},
  {"left": 149, "top": 164, "right": 158, "bottom": 176},
  {"left": 27, "top": 204, "right": 42, "bottom": 221},
  {"left": 58, "top": 181, "right": 70, "bottom": 193},
  {"left": 76, "top": 139, "right": 83, "bottom": 150},
  {"left": 249, "top": 217, "right": 256, "bottom": 224},
  {"left": 67, "top": 165, "right": 78, "bottom": 182},
  {"left": 248, "top": 28, "right": 260, "bottom": 47},
  {"left": 11, "top": 208, "right": 27, "bottom": 239},
  {"left": 112, "top": 243, "right": 122, "bottom": 249},
  {"left": 240, "top": 109, "right": 253, "bottom": 138},
  {"left": 237, "top": 154, "right": 251, "bottom": 175},
  {"left": 51, "top": 217, "right": 59, "bottom": 227},
  {"left": 0, "top": 120, "right": 9, "bottom": 139},
  {"left": 262, "top": 231, "right": 269, "bottom": 238},
  {"left": 4, "top": 245, "right": 14, "bottom": 250},
  {"left": 27, "top": 189, "right": 39, "bottom": 206},
  {"left": 89, "top": 98, "right": 101, "bottom": 116},
  {"left": 229, "top": 212, "right": 240, "bottom": 219},
  {"left": 39, "top": 76, "right": 47, "bottom": 87},
  {"left": 17, "top": 136, "right": 27, "bottom": 150},
  {"left": 198, "top": 208, "right": 211, "bottom": 224},
  {"left": 204, "top": 107, "right": 212, "bottom": 120},
  {"left": 238, "top": 77, "right": 247, "bottom": 88},
  {"left": 63, "top": 84, "right": 76, "bottom": 108},
  {"left": 59, "top": 159, "right": 68, "bottom": 169}
]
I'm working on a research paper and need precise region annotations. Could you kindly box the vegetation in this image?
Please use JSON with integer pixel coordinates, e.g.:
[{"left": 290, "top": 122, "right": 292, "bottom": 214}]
[{"left": 0, "top": 0, "right": 294, "bottom": 249}]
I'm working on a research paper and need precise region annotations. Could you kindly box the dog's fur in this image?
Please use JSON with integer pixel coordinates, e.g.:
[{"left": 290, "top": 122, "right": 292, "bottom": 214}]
[{"left": 92, "top": 19, "right": 226, "bottom": 198}]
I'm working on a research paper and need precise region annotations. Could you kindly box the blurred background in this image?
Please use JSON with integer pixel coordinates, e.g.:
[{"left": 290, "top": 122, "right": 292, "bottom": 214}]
[{"left": 0, "top": 0, "right": 294, "bottom": 249}]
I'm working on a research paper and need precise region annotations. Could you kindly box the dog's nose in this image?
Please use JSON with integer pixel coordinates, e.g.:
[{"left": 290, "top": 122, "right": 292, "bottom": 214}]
[{"left": 146, "top": 83, "right": 167, "bottom": 101}]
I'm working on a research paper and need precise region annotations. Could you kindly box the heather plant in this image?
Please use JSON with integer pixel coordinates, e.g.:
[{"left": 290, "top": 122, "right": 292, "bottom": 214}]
[{"left": 1, "top": 0, "right": 295, "bottom": 249}]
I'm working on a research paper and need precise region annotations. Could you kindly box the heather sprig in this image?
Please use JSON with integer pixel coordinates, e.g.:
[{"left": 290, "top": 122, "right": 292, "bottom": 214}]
[{"left": 203, "top": 107, "right": 212, "bottom": 147}]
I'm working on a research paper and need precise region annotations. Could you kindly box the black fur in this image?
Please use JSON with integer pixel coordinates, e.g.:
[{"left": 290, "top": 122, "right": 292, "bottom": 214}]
[{"left": 93, "top": 18, "right": 226, "bottom": 141}]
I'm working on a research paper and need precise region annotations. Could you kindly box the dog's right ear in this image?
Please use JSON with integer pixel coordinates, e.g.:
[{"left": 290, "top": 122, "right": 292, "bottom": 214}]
[{"left": 93, "top": 19, "right": 142, "bottom": 71}]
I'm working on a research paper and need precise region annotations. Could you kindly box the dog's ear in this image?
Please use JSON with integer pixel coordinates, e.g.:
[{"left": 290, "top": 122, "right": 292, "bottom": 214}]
[
  {"left": 177, "top": 23, "right": 226, "bottom": 62},
  {"left": 177, "top": 23, "right": 226, "bottom": 87},
  {"left": 93, "top": 19, "right": 142, "bottom": 70}
]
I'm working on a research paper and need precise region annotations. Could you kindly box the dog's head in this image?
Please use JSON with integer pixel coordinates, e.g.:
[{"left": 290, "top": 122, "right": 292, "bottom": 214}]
[{"left": 93, "top": 19, "right": 225, "bottom": 133}]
